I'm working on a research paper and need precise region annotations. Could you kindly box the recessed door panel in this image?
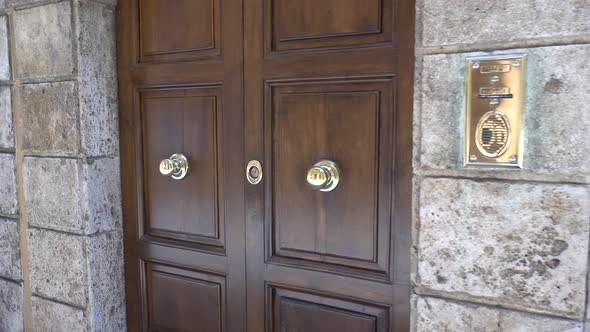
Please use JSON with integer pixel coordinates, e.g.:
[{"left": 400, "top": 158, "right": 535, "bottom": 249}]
[
  {"left": 141, "top": 87, "right": 223, "bottom": 248},
  {"left": 139, "top": 0, "right": 221, "bottom": 62},
  {"left": 267, "top": 78, "right": 394, "bottom": 278},
  {"left": 145, "top": 263, "right": 225, "bottom": 332},
  {"left": 267, "top": 0, "right": 392, "bottom": 52},
  {"left": 268, "top": 285, "right": 389, "bottom": 332}
]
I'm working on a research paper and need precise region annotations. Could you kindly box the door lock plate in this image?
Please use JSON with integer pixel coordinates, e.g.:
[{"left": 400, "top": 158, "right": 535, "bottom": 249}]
[{"left": 246, "top": 160, "right": 262, "bottom": 185}]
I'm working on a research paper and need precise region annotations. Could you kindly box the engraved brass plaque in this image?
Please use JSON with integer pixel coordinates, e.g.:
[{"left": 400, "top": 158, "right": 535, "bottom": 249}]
[{"left": 465, "top": 54, "right": 526, "bottom": 168}]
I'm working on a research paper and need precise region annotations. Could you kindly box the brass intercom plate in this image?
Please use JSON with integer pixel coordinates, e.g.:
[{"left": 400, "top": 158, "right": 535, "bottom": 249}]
[{"left": 465, "top": 54, "right": 526, "bottom": 168}]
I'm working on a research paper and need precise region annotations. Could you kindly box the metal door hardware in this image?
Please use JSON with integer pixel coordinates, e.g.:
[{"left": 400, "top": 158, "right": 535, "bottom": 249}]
[
  {"left": 246, "top": 160, "right": 263, "bottom": 185},
  {"left": 465, "top": 54, "right": 527, "bottom": 168},
  {"left": 306, "top": 160, "right": 340, "bottom": 192},
  {"left": 159, "top": 153, "right": 189, "bottom": 180}
]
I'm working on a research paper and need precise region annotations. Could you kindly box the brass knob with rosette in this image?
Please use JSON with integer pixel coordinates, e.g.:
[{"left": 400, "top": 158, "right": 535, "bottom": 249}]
[
  {"left": 306, "top": 160, "right": 340, "bottom": 192},
  {"left": 159, "top": 153, "right": 189, "bottom": 180}
]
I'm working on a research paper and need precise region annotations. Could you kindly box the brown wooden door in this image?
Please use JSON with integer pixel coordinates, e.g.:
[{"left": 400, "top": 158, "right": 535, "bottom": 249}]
[
  {"left": 243, "top": 0, "right": 414, "bottom": 331},
  {"left": 117, "top": 0, "right": 246, "bottom": 331},
  {"left": 118, "top": 0, "right": 414, "bottom": 330}
]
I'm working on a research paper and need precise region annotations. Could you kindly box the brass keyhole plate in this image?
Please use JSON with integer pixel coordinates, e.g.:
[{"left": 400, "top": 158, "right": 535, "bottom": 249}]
[{"left": 246, "top": 160, "right": 263, "bottom": 185}]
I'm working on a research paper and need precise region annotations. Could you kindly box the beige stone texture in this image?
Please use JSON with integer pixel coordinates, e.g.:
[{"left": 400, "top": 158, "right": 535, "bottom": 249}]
[
  {"left": 418, "top": 0, "right": 590, "bottom": 47},
  {"left": 417, "top": 178, "right": 590, "bottom": 318},
  {"left": 416, "top": 296, "right": 584, "bottom": 332},
  {"left": 13, "top": 2, "right": 75, "bottom": 79},
  {"left": 18, "top": 81, "right": 79, "bottom": 155}
]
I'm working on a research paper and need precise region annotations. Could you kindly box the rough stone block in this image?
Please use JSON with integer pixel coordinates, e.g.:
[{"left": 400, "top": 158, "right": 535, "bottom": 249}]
[
  {"left": 0, "top": 218, "right": 21, "bottom": 281},
  {"left": 9, "top": 0, "right": 46, "bottom": 8},
  {"left": 18, "top": 81, "right": 79, "bottom": 155},
  {"left": 0, "top": 153, "right": 18, "bottom": 215},
  {"left": 0, "top": 278, "right": 23, "bottom": 332},
  {"left": 23, "top": 156, "right": 121, "bottom": 234},
  {"left": 416, "top": 45, "right": 590, "bottom": 182},
  {"left": 415, "top": 296, "right": 583, "bottom": 332},
  {"left": 419, "top": 0, "right": 590, "bottom": 47},
  {"left": 28, "top": 228, "right": 88, "bottom": 307},
  {"left": 0, "top": 15, "right": 9, "bottom": 81},
  {"left": 32, "top": 296, "right": 86, "bottom": 332},
  {"left": 417, "top": 178, "right": 590, "bottom": 318},
  {"left": 416, "top": 296, "right": 499, "bottom": 331},
  {"left": 0, "top": 86, "right": 14, "bottom": 149},
  {"left": 80, "top": 77, "right": 119, "bottom": 156},
  {"left": 500, "top": 310, "right": 583, "bottom": 331},
  {"left": 88, "top": 231, "right": 126, "bottom": 331},
  {"left": 13, "top": 1, "right": 75, "bottom": 79},
  {"left": 80, "top": 157, "right": 122, "bottom": 233},
  {"left": 78, "top": 1, "right": 116, "bottom": 79},
  {"left": 23, "top": 157, "right": 83, "bottom": 233}
]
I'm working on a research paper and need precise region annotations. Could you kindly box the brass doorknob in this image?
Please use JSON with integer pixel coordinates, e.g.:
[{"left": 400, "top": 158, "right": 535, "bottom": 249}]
[
  {"left": 159, "top": 153, "right": 189, "bottom": 180},
  {"left": 306, "top": 160, "right": 340, "bottom": 192}
]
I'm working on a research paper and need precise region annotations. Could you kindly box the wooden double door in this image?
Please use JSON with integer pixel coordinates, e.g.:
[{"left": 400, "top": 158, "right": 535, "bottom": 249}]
[{"left": 118, "top": 0, "right": 414, "bottom": 330}]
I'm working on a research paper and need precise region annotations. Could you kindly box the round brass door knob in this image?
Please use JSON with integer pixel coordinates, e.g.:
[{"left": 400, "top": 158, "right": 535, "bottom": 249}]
[
  {"left": 306, "top": 160, "right": 340, "bottom": 192},
  {"left": 159, "top": 153, "right": 189, "bottom": 180}
]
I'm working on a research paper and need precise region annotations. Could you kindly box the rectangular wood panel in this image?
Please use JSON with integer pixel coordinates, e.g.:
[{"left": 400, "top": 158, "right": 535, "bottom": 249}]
[
  {"left": 145, "top": 262, "right": 225, "bottom": 332},
  {"left": 268, "top": 285, "right": 389, "bottom": 332},
  {"left": 139, "top": 0, "right": 221, "bottom": 62},
  {"left": 267, "top": 0, "right": 392, "bottom": 52},
  {"left": 265, "top": 77, "right": 395, "bottom": 279},
  {"left": 140, "top": 86, "right": 224, "bottom": 249}
]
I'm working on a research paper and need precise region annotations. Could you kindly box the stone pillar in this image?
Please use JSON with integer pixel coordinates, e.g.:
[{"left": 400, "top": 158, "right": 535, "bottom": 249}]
[
  {"left": 412, "top": 0, "right": 590, "bottom": 330},
  {"left": 0, "top": 0, "right": 125, "bottom": 330},
  {"left": 0, "top": 4, "right": 23, "bottom": 332}
]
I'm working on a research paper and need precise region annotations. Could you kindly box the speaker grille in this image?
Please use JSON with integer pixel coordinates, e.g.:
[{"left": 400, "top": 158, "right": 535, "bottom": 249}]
[{"left": 476, "top": 111, "right": 511, "bottom": 158}]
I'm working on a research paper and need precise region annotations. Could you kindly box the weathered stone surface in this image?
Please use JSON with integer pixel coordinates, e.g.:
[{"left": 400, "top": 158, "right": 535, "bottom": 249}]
[
  {"left": 23, "top": 157, "right": 83, "bottom": 233},
  {"left": 88, "top": 231, "right": 126, "bottom": 331},
  {"left": 32, "top": 296, "right": 86, "bottom": 332},
  {"left": 13, "top": 2, "right": 75, "bottom": 79},
  {"left": 28, "top": 228, "right": 88, "bottom": 307},
  {"left": 416, "top": 296, "right": 499, "bottom": 332},
  {"left": 419, "top": 0, "right": 590, "bottom": 47},
  {"left": 0, "top": 278, "right": 23, "bottom": 332},
  {"left": 9, "top": 0, "right": 47, "bottom": 8},
  {"left": 80, "top": 77, "right": 119, "bottom": 156},
  {"left": 23, "top": 156, "right": 121, "bottom": 234},
  {"left": 415, "top": 296, "right": 584, "bottom": 332},
  {"left": 0, "top": 153, "right": 18, "bottom": 215},
  {"left": 81, "top": 157, "right": 122, "bottom": 233},
  {"left": 524, "top": 46, "right": 590, "bottom": 178},
  {"left": 78, "top": 1, "right": 116, "bottom": 79},
  {"left": 416, "top": 45, "right": 590, "bottom": 182},
  {"left": 0, "top": 15, "right": 10, "bottom": 81},
  {"left": 18, "top": 81, "right": 79, "bottom": 155},
  {"left": 500, "top": 310, "right": 583, "bottom": 331},
  {"left": 416, "top": 52, "right": 464, "bottom": 170},
  {"left": 0, "top": 218, "right": 21, "bottom": 280},
  {"left": 0, "top": 86, "right": 14, "bottom": 149},
  {"left": 417, "top": 178, "right": 590, "bottom": 318}
]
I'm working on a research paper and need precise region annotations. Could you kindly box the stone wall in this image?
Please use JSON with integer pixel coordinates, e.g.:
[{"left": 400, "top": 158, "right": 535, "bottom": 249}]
[
  {"left": 0, "top": 0, "right": 124, "bottom": 330},
  {"left": 412, "top": 0, "right": 590, "bottom": 330}
]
